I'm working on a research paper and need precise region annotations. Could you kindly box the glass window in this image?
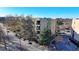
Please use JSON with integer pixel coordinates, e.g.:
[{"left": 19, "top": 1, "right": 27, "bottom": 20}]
[
  {"left": 36, "top": 26, "right": 40, "bottom": 30},
  {"left": 36, "top": 21, "right": 40, "bottom": 25},
  {"left": 37, "top": 31, "right": 40, "bottom": 34}
]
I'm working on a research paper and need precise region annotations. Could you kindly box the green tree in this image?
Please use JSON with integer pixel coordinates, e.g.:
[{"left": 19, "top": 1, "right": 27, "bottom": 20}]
[
  {"left": 56, "top": 20, "right": 64, "bottom": 35},
  {"left": 57, "top": 20, "right": 63, "bottom": 25},
  {"left": 40, "top": 28, "right": 51, "bottom": 45}
]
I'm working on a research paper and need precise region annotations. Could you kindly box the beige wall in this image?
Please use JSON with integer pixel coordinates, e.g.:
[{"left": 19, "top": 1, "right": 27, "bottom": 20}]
[
  {"left": 51, "top": 19, "right": 57, "bottom": 35},
  {"left": 72, "top": 18, "right": 79, "bottom": 41},
  {"left": 40, "top": 20, "right": 48, "bottom": 31},
  {"left": 72, "top": 18, "right": 79, "bottom": 34}
]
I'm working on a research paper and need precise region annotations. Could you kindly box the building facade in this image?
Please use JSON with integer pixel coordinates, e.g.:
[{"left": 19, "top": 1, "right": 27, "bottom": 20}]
[
  {"left": 56, "top": 18, "right": 72, "bottom": 36},
  {"left": 51, "top": 19, "right": 57, "bottom": 35},
  {"left": 72, "top": 18, "right": 79, "bottom": 41},
  {"left": 34, "top": 18, "right": 52, "bottom": 40}
]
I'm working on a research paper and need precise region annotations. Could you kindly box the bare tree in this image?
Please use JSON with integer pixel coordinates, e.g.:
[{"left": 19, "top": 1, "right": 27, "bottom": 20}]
[
  {"left": 22, "top": 16, "right": 36, "bottom": 43},
  {"left": 0, "top": 27, "right": 7, "bottom": 50}
]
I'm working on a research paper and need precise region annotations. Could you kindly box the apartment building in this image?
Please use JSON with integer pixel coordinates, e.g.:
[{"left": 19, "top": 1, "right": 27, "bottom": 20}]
[
  {"left": 51, "top": 19, "right": 57, "bottom": 35},
  {"left": 72, "top": 18, "right": 79, "bottom": 41},
  {"left": 34, "top": 18, "right": 73, "bottom": 40},
  {"left": 56, "top": 18, "right": 72, "bottom": 36},
  {"left": 34, "top": 18, "right": 51, "bottom": 40}
]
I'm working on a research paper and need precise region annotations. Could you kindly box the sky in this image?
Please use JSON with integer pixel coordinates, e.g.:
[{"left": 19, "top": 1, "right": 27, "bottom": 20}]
[{"left": 0, "top": 7, "right": 79, "bottom": 18}]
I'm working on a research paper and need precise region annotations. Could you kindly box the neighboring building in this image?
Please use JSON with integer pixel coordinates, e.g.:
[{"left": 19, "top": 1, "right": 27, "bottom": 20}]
[
  {"left": 51, "top": 19, "right": 57, "bottom": 35},
  {"left": 72, "top": 18, "right": 79, "bottom": 41},
  {"left": 34, "top": 18, "right": 51, "bottom": 40},
  {"left": 34, "top": 18, "right": 73, "bottom": 40},
  {"left": 56, "top": 18, "right": 72, "bottom": 36}
]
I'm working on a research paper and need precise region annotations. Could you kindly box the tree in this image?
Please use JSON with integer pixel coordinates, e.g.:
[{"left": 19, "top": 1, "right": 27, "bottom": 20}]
[
  {"left": 57, "top": 20, "right": 63, "bottom": 25},
  {"left": 56, "top": 20, "right": 64, "bottom": 35},
  {"left": 0, "top": 27, "right": 7, "bottom": 50},
  {"left": 40, "top": 28, "right": 51, "bottom": 45},
  {"left": 4, "top": 16, "right": 22, "bottom": 32},
  {"left": 22, "top": 16, "right": 36, "bottom": 43}
]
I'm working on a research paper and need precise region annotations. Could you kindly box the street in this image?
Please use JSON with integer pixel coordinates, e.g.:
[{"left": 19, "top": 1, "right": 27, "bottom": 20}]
[{"left": 49, "top": 35, "right": 77, "bottom": 51}]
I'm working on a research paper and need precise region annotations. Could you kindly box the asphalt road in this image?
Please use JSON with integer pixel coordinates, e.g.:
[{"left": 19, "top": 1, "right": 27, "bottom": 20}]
[{"left": 49, "top": 35, "right": 77, "bottom": 51}]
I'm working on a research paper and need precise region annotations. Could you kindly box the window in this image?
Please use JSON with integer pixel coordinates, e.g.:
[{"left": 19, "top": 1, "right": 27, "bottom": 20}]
[
  {"left": 66, "top": 31, "right": 70, "bottom": 32},
  {"left": 37, "top": 31, "right": 40, "bottom": 34},
  {"left": 36, "top": 26, "right": 40, "bottom": 30},
  {"left": 37, "top": 36, "right": 39, "bottom": 39},
  {"left": 36, "top": 21, "right": 40, "bottom": 25}
]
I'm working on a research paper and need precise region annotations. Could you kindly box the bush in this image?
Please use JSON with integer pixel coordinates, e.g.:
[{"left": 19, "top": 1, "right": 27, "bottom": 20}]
[
  {"left": 39, "top": 29, "right": 51, "bottom": 45},
  {"left": 57, "top": 20, "right": 63, "bottom": 25}
]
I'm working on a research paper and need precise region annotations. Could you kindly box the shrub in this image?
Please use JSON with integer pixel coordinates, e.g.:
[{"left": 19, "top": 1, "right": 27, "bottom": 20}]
[{"left": 39, "top": 28, "right": 51, "bottom": 45}]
